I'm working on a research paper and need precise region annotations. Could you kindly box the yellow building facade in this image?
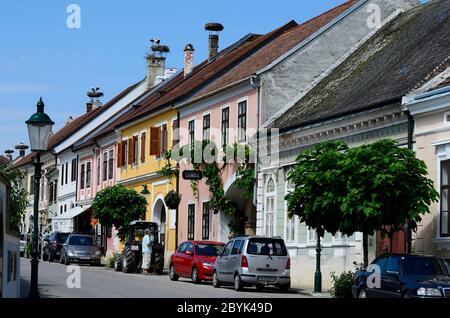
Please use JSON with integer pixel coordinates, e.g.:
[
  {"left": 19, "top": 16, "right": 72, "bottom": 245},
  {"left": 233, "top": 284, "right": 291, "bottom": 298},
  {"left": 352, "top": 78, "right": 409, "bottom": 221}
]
[{"left": 117, "top": 108, "right": 178, "bottom": 265}]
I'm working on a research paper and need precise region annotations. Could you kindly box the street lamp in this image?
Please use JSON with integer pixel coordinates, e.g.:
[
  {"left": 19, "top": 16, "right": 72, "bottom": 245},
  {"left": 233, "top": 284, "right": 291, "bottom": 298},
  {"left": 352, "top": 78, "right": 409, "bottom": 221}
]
[
  {"left": 25, "top": 97, "right": 54, "bottom": 299},
  {"left": 314, "top": 231, "right": 322, "bottom": 293}
]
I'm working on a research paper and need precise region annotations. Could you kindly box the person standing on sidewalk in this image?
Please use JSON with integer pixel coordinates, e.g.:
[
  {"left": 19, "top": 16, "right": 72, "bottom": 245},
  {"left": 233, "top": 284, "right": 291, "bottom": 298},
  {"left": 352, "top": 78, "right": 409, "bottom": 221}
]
[{"left": 142, "top": 229, "right": 152, "bottom": 275}]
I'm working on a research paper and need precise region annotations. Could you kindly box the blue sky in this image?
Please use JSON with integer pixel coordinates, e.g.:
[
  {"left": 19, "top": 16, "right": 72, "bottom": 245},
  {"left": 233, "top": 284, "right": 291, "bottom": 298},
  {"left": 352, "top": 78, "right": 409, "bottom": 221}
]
[{"left": 0, "top": 0, "right": 426, "bottom": 155}]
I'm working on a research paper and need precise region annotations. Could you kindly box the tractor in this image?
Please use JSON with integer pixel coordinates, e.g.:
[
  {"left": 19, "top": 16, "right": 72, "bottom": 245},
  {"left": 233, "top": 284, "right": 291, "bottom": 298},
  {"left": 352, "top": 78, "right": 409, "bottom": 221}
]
[{"left": 114, "top": 221, "right": 164, "bottom": 274}]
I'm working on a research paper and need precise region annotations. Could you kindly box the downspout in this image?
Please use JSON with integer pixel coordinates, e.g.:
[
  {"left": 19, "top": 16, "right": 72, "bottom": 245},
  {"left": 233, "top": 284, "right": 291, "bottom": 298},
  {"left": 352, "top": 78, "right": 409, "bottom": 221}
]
[
  {"left": 175, "top": 109, "right": 180, "bottom": 248},
  {"left": 250, "top": 75, "right": 260, "bottom": 234},
  {"left": 406, "top": 110, "right": 414, "bottom": 254}
]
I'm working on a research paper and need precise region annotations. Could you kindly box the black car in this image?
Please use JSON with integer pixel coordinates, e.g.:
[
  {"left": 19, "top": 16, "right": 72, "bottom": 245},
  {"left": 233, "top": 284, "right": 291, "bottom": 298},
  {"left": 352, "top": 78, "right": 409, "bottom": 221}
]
[
  {"left": 42, "top": 232, "right": 70, "bottom": 262},
  {"left": 352, "top": 253, "right": 450, "bottom": 298}
]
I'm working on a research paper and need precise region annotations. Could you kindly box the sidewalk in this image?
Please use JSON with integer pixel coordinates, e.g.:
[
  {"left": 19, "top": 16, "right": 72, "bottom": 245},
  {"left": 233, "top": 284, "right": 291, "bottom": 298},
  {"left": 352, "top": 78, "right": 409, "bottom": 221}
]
[{"left": 294, "top": 288, "right": 331, "bottom": 298}]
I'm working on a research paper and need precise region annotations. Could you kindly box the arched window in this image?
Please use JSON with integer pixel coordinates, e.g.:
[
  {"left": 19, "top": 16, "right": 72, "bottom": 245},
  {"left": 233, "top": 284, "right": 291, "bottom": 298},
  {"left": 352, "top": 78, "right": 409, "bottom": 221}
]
[
  {"left": 265, "top": 178, "right": 276, "bottom": 237},
  {"left": 285, "top": 172, "right": 296, "bottom": 243}
]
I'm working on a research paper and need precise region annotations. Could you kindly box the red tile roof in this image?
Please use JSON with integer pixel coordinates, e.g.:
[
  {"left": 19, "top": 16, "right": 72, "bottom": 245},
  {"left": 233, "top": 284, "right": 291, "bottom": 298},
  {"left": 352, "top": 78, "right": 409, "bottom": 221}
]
[
  {"left": 14, "top": 80, "right": 142, "bottom": 167},
  {"left": 187, "top": 0, "right": 359, "bottom": 102}
]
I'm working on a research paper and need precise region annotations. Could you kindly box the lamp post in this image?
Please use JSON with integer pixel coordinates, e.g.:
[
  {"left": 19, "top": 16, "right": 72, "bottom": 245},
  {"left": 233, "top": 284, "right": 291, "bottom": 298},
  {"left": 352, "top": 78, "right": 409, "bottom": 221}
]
[
  {"left": 314, "top": 232, "right": 322, "bottom": 293},
  {"left": 25, "top": 97, "right": 54, "bottom": 299}
]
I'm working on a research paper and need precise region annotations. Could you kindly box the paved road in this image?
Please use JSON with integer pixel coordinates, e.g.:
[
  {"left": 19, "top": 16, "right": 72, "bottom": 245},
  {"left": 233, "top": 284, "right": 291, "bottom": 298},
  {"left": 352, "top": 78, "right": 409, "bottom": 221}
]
[{"left": 20, "top": 258, "right": 308, "bottom": 298}]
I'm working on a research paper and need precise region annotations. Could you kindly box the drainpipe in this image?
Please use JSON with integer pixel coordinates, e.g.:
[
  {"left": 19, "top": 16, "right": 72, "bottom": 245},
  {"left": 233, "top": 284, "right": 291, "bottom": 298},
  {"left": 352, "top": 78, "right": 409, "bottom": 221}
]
[
  {"left": 406, "top": 110, "right": 414, "bottom": 254},
  {"left": 250, "top": 75, "right": 260, "bottom": 233},
  {"left": 175, "top": 110, "right": 181, "bottom": 248}
]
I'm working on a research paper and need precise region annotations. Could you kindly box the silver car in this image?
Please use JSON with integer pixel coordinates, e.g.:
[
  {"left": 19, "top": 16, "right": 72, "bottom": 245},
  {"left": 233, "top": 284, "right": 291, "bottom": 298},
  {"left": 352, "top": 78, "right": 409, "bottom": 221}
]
[
  {"left": 60, "top": 234, "right": 102, "bottom": 266},
  {"left": 213, "top": 236, "right": 291, "bottom": 292}
]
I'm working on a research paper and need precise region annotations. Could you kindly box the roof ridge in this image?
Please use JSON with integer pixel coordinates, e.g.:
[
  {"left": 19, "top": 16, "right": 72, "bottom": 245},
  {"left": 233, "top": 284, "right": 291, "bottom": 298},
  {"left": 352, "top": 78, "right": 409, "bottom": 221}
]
[{"left": 295, "top": 0, "right": 359, "bottom": 29}]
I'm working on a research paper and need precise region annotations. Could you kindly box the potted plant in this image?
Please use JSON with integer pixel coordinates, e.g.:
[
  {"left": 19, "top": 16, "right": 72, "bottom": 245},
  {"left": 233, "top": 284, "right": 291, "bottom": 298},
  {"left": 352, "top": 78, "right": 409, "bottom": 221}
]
[{"left": 164, "top": 190, "right": 181, "bottom": 209}]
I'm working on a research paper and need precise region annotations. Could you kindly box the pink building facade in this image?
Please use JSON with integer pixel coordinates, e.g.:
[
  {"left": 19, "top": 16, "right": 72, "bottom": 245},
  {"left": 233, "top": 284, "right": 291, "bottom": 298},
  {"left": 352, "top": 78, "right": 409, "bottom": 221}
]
[{"left": 178, "top": 87, "right": 258, "bottom": 243}]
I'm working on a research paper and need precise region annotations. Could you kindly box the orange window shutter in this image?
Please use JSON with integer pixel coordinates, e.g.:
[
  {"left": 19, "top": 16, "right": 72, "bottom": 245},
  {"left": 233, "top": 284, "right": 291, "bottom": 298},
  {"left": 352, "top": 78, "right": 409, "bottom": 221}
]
[
  {"left": 117, "top": 141, "right": 122, "bottom": 167},
  {"left": 150, "top": 127, "right": 161, "bottom": 156},
  {"left": 141, "top": 133, "right": 146, "bottom": 163},
  {"left": 128, "top": 138, "right": 133, "bottom": 163}
]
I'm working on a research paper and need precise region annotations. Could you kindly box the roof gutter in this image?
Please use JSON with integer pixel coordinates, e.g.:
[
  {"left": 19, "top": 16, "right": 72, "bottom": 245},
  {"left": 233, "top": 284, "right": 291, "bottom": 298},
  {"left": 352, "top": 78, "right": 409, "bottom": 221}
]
[
  {"left": 278, "top": 96, "right": 403, "bottom": 134},
  {"left": 256, "top": 0, "right": 368, "bottom": 75}
]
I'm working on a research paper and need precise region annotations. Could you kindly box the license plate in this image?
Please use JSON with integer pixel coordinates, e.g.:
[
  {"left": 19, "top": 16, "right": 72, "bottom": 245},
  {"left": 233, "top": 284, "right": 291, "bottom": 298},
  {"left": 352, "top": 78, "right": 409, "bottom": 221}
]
[
  {"left": 80, "top": 257, "right": 90, "bottom": 260},
  {"left": 131, "top": 245, "right": 139, "bottom": 251},
  {"left": 257, "top": 276, "right": 276, "bottom": 283}
]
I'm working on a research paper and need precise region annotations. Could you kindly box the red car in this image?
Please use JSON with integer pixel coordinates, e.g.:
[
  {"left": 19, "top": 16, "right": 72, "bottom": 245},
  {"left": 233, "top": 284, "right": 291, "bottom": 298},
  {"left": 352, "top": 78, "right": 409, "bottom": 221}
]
[{"left": 169, "top": 241, "right": 225, "bottom": 283}]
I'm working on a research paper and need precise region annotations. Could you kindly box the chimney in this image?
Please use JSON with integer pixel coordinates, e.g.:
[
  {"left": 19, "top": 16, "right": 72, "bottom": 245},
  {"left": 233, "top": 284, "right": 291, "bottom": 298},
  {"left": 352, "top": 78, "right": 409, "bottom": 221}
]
[
  {"left": 86, "top": 87, "right": 104, "bottom": 112},
  {"left": 205, "top": 23, "right": 224, "bottom": 61},
  {"left": 15, "top": 142, "right": 29, "bottom": 157},
  {"left": 86, "top": 102, "right": 93, "bottom": 113},
  {"left": 146, "top": 39, "right": 169, "bottom": 89},
  {"left": 4, "top": 149, "right": 14, "bottom": 161},
  {"left": 183, "top": 44, "right": 195, "bottom": 77}
]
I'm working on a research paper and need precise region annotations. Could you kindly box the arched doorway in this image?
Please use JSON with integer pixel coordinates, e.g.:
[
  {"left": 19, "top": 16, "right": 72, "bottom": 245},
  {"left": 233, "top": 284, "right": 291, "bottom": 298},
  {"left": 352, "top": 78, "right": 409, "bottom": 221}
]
[{"left": 153, "top": 198, "right": 167, "bottom": 248}]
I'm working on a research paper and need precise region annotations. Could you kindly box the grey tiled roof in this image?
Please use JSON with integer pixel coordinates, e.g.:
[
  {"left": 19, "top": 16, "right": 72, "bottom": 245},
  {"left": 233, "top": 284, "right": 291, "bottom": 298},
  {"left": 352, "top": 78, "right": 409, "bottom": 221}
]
[{"left": 272, "top": 0, "right": 450, "bottom": 131}]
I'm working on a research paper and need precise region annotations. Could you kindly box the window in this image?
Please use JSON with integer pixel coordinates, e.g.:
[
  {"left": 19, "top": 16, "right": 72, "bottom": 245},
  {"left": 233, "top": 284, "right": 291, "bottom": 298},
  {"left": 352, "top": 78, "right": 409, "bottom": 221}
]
[
  {"left": 86, "top": 162, "right": 91, "bottom": 189},
  {"left": 48, "top": 182, "right": 54, "bottom": 203},
  {"left": 202, "top": 202, "right": 210, "bottom": 240},
  {"left": 103, "top": 152, "right": 107, "bottom": 181},
  {"left": 60, "top": 206, "right": 63, "bottom": 215},
  {"left": 202, "top": 114, "right": 210, "bottom": 142},
  {"left": 97, "top": 157, "right": 101, "bottom": 186},
  {"left": 265, "top": 178, "right": 275, "bottom": 237},
  {"left": 29, "top": 175, "right": 34, "bottom": 194},
  {"left": 80, "top": 163, "right": 85, "bottom": 189},
  {"left": 237, "top": 100, "right": 247, "bottom": 142},
  {"left": 132, "top": 135, "right": 138, "bottom": 165},
  {"left": 308, "top": 228, "right": 317, "bottom": 242},
  {"left": 118, "top": 140, "right": 128, "bottom": 167},
  {"left": 286, "top": 216, "right": 296, "bottom": 242},
  {"left": 374, "top": 255, "right": 388, "bottom": 274},
  {"left": 108, "top": 149, "right": 114, "bottom": 180},
  {"left": 188, "top": 120, "right": 195, "bottom": 148},
  {"left": 65, "top": 162, "right": 68, "bottom": 184},
  {"left": 186, "top": 242, "right": 194, "bottom": 254},
  {"left": 64, "top": 204, "right": 67, "bottom": 212},
  {"left": 221, "top": 241, "right": 233, "bottom": 257},
  {"left": 231, "top": 240, "right": 243, "bottom": 255},
  {"left": 71, "top": 158, "right": 77, "bottom": 182},
  {"left": 246, "top": 238, "right": 288, "bottom": 256},
  {"left": 178, "top": 242, "right": 187, "bottom": 253},
  {"left": 160, "top": 124, "right": 168, "bottom": 157},
  {"left": 221, "top": 107, "right": 229, "bottom": 147},
  {"left": 140, "top": 132, "right": 146, "bottom": 163},
  {"left": 172, "top": 119, "right": 179, "bottom": 148},
  {"left": 187, "top": 204, "right": 195, "bottom": 240},
  {"left": 61, "top": 164, "right": 64, "bottom": 186},
  {"left": 441, "top": 160, "right": 450, "bottom": 236},
  {"left": 385, "top": 256, "right": 400, "bottom": 274}
]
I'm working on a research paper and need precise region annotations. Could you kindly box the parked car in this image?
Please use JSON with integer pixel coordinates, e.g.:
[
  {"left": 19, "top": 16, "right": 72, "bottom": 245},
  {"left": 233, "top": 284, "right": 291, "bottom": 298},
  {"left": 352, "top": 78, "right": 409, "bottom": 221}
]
[
  {"left": 42, "top": 231, "right": 70, "bottom": 262},
  {"left": 170, "top": 241, "right": 225, "bottom": 283},
  {"left": 352, "top": 253, "right": 450, "bottom": 298},
  {"left": 60, "top": 234, "right": 102, "bottom": 266},
  {"left": 212, "top": 236, "right": 291, "bottom": 292}
]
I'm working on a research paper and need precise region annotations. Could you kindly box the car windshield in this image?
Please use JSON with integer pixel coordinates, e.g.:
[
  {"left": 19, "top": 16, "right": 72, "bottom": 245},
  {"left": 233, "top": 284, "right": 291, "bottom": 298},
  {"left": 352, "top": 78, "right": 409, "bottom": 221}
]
[
  {"left": 401, "top": 257, "right": 447, "bottom": 276},
  {"left": 68, "top": 236, "right": 94, "bottom": 246},
  {"left": 195, "top": 244, "right": 224, "bottom": 256},
  {"left": 56, "top": 233, "right": 69, "bottom": 243},
  {"left": 246, "top": 238, "right": 287, "bottom": 256}
]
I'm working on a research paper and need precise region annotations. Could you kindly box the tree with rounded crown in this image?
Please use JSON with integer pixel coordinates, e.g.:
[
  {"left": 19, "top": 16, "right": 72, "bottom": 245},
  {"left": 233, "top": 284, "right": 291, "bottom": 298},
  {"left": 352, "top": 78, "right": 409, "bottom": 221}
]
[
  {"left": 92, "top": 185, "right": 147, "bottom": 242},
  {"left": 286, "top": 139, "right": 438, "bottom": 267}
]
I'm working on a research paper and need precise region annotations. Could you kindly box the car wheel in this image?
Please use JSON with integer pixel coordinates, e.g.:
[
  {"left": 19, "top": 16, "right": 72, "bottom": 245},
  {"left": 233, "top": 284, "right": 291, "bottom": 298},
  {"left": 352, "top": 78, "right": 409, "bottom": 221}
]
[
  {"left": 234, "top": 274, "right": 244, "bottom": 291},
  {"left": 42, "top": 252, "right": 48, "bottom": 262},
  {"left": 213, "top": 271, "right": 221, "bottom": 288},
  {"left": 169, "top": 265, "right": 179, "bottom": 281},
  {"left": 358, "top": 287, "right": 369, "bottom": 299},
  {"left": 192, "top": 267, "right": 201, "bottom": 284},
  {"left": 114, "top": 253, "right": 122, "bottom": 272},
  {"left": 279, "top": 283, "right": 291, "bottom": 293},
  {"left": 64, "top": 254, "right": 70, "bottom": 266}
]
